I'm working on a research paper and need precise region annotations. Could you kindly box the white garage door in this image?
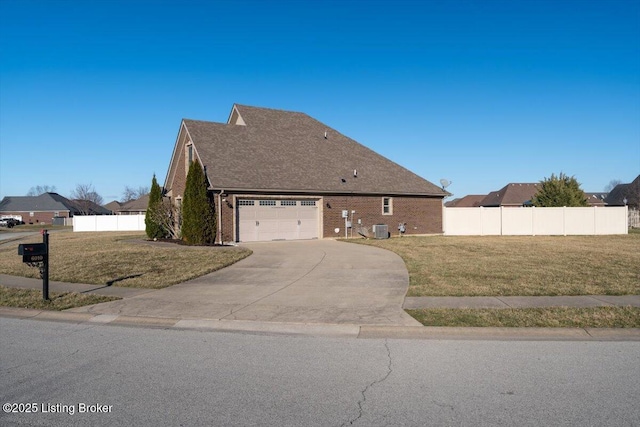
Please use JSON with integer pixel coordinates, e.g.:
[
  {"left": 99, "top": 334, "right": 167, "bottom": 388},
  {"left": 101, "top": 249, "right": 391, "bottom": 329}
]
[{"left": 238, "top": 199, "right": 319, "bottom": 242}]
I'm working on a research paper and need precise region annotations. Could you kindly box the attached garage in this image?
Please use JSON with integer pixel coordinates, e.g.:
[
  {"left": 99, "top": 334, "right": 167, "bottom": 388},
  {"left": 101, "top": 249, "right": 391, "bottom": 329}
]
[{"left": 237, "top": 199, "right": 319, "bottom": 242}]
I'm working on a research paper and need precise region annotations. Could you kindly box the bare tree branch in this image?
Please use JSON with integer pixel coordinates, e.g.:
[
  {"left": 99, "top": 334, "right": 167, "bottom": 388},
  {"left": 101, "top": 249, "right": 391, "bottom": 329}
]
[
  {"left": 70, "top": 183, "right": 104, "bottom": 214},
  {"left": 147, "top": 198, "right": 181, "bottom": 239},
  {"left": 122, "top": 185, "right": 150, "bottom": 203},
  {"left": 26, "top": 185, "right": 56, "bottom": 196},
  {"left": 604, "top": 179, "right": 622, "bottom": 192}
]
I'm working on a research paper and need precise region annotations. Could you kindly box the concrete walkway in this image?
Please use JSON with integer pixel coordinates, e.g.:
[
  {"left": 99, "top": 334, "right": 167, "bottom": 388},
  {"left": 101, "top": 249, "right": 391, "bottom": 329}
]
[
  {"left": 3, "top": 273, "right": 637, "bottom": 310},
  {"left": 0, "top": 274, "right": 152, "bottom": 298}
]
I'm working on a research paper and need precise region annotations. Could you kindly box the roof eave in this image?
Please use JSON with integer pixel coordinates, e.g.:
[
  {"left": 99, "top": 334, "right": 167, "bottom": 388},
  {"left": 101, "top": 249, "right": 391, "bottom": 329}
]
[{"left": 207, "top": 187, "right": 447, "bottom": 198}]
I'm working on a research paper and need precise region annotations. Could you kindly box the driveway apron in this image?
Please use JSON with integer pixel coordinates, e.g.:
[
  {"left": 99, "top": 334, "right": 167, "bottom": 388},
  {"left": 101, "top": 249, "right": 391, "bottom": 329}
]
[{"left": 69, "top": 240, "right": 420, "bottom": 326}]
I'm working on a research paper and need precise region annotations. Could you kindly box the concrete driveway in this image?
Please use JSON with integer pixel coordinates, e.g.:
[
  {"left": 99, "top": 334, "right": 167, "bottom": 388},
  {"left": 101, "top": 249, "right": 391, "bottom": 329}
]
[{"left": 70, "top": 240, "right": 420, "bottom": 326}]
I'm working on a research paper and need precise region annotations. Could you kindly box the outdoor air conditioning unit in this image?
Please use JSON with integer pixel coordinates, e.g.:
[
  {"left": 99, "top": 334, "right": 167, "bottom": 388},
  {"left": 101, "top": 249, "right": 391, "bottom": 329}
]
[{"left": 372, "top": 224, "right": 389, "bottom": 239}]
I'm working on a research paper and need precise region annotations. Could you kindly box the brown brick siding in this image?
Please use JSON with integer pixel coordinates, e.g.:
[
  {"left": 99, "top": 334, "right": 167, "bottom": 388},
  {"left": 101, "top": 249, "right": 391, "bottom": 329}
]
[
  {"left": 208, "top": 193, "right": 443, "bottom": 242},
  {"left": 322, "top": 195, "right": 443, "bottom": 238},
  {"left": 170, "top": 144, "right": 187, "bottom": 200},
  {"left": 217, "top": 193, "right": 235, "bottom": 243}
]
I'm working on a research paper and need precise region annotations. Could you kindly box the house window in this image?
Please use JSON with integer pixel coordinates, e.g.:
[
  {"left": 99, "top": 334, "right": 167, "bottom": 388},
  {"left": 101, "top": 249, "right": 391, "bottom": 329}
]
[
  {"left": 382, "top": 197, "right": 393, "bottom": 215},
  {"left": 187, "top": 144, "right": 193, "bottom": 164},
  {"left": 238, "top": 200, "right": 255, "bottom": 206},
  {"left": 301, "top": 200, "right": 316, "bottom": 206},
  {"left": 280, "top": 200, "right": 297, "bottom": 206},
  {"left": 30, "top": 212, "right": 34, "bottom": 217},
  {"left": 259, "top": 200, "right": 277, "bottom": 206}
]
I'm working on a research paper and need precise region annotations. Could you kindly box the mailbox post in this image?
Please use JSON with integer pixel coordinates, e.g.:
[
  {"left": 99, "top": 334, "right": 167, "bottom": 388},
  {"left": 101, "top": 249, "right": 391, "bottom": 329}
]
[{"left": 17, "top": 230, "right": 49, "bottom": 300}]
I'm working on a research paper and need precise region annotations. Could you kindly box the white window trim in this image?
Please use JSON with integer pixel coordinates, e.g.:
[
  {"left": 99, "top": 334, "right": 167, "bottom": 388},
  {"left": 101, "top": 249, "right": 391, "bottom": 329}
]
[{"left": 382, "top": 197, "right": 393, "bottom": 215}]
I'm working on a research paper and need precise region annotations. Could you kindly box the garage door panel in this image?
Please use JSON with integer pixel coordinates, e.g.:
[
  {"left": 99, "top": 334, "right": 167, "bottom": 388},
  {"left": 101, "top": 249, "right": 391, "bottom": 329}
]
[
  {"left": 237, "top": 199, "right": 319, "bottom": 242},
  {"left": 297, "top": 208, "right": 318, "bottom": 219}
]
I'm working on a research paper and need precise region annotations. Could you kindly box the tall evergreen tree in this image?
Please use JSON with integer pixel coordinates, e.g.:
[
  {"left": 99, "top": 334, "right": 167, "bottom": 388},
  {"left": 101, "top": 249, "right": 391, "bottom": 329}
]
[
  {"left": 145, "top": 174, "right": 165, "bottom": 239},
  {"left": 181, "top": 160, "right": 216, "bottom": 245},
  {"left": 531, "top": 173, "right": 588, "bottom": 207}
]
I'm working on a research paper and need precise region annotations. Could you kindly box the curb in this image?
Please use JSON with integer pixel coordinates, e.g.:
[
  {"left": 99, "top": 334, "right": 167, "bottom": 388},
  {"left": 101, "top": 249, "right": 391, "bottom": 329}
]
[{"left": 1, "top": 307, "right": 639, "bottom": 341}]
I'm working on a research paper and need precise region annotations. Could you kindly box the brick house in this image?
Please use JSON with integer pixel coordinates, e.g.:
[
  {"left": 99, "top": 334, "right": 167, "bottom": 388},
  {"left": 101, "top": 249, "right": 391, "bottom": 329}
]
[
  {"left": 0, "top": 192, "right": 110, "bottom": 225},
  {"left": 163, "top": 104, "right": 447, "bottom": 243},
  {"left": 105, "top": 194, "right": 150, "bottom": 215}
]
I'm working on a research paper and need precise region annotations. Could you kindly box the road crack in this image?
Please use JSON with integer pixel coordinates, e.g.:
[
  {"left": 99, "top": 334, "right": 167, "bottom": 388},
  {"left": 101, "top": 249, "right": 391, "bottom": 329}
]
[{"left": 342, "top": 339, "right": 393, "bottom": 426}]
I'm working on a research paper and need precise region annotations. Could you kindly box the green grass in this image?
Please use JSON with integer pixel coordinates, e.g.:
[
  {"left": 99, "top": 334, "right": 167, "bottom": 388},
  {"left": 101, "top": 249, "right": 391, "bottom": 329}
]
[
  {"left": 0, "top": 285, "right": 120, "bottom": 311},
  {"left": 350, "top": 235, "right": 640, "bottom": 296},
  {"left": 0, "top": 232, "right": 252, "bottom": 289},
  {"left": 407, "top": 306, "right": 640, "bottom": 328}
]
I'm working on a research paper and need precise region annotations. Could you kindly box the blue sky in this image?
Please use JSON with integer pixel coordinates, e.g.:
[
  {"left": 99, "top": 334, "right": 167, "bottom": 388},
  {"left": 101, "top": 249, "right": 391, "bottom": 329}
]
[{"left": 1, "top": 0, "right": 639, "bottom": 202}]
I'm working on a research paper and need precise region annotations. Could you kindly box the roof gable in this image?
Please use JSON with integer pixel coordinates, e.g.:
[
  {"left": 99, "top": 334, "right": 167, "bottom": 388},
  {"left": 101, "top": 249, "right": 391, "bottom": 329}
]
[{"left": 173, "top": 105, "right": 446, "bottom": 196}]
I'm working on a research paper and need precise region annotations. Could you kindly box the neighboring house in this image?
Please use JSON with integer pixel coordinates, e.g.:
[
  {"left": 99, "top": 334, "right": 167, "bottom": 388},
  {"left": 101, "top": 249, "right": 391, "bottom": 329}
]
[
  {"left": 479, "top": 183, "right": 540, "bottom": 207},
  {"left": 584, "top": 192, "right": 608, "bottom": 207},
  {"left": 445, "top": 195, "right": 485, "bottom": 207},
  {"left": 163, "top": 104, "right": 447, "bottom": 243},
  {"left": 104, "top": 200, "right": 123, "bottom": 214},
  {"left": 604, "top": 175, "right": 640, "bottom": 208},
  {"left": 0, "top": 192, "right": 108, "bottom": 224},
  {"left": 104, "top": 194, "right": 149, "bottom": 215}
]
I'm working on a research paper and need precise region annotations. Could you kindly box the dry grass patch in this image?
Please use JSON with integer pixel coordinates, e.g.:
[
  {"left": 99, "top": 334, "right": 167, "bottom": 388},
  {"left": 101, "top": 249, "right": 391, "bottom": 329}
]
[
  {"left": 351, "top": 235, "right": 640, "bottom": 296},
  {"left": 0, "top": 285, "right": 119, "bottom": 311},
  {"left": 407, "top": 306, "right": 640, "bottom": 328},
  {"left": 0, "top": 232, "right": 252, "bottom": 289}
]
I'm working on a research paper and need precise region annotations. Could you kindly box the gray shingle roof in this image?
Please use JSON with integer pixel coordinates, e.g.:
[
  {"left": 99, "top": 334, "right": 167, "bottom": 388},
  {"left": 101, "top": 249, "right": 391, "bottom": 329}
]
[
  {"left": 0, "top": 193, "right": 76, "bottom": 213},
  {"left": 180, "top": 104, "right": 446, "bottom": 196},
  {"left": 120, "top": 194, "right": 149, "bottom": 212},
  {"left": 0, "top": 193, "right": 112, "bottom": 215}
]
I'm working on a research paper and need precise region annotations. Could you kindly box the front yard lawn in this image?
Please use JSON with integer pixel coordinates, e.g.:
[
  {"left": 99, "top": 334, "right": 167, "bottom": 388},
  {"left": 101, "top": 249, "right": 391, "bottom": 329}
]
[
  {"left": 352, "top": 234, "right": 640, "bottom": 297},
  {"left": 0, "top": 232, "right": 252, "bottom": 289}
]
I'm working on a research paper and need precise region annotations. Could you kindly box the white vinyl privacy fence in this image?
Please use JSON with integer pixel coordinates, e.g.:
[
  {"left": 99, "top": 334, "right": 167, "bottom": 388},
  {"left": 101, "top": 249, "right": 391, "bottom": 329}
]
[
  {"left": 444, "top": 206, "right": 628, "bottom": 236},
  {"left": 73, "top": 215, "right": 146, "bottom": 232}
]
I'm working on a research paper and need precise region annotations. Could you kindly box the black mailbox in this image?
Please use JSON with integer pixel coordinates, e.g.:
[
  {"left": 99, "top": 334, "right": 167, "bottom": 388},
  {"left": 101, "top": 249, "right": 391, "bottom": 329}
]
[
  {"left": 18, "top": 243, "right": 47, "bottom": 256},
  {"left": 18, "top": 243, "right": 47, "bottom": 263},
  {"left": 17, "top": 230, "right": 50, "bottom": 300}
]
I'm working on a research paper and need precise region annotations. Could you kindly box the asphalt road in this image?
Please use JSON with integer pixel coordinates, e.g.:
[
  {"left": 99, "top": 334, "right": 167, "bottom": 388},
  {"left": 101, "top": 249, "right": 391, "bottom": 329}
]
[
  {"left": 0, "top": 231, "right": 37, "bottom": 242},
  {"left": 1, "top": 318, "right": 639, "bottom": 427}
]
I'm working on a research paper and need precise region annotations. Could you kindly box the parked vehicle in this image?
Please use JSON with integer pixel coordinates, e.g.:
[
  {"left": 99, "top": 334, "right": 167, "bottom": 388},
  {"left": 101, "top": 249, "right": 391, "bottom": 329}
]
[{"left": 0, "top": 218, "right": 21, "bottom": 228}]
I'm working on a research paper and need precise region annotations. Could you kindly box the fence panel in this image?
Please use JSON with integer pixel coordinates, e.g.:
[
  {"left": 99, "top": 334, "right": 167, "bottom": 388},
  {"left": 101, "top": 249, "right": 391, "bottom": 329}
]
[
  {"left": 533, "top": 207, "right": 564, "bottom": 235},
  {"left": 502, "top": 208, "right": 533, "bottom": 235},
  {"left": 444, "top": 206, "right": 628, "bottom": 236},
  {"left": 594, "top": 206, "right": 628, "bottom": 235},
  {"left": 73, "top": 215, "right": 146, "bottom": 232},
  {"left": 564, "top": 208, "right": 595, "bottom": 235}
]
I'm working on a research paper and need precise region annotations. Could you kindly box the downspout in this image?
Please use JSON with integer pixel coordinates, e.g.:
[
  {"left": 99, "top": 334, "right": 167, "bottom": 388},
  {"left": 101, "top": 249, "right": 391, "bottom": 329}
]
[{"left": 218, "top": 190, "right": 223, "bottom": 245}]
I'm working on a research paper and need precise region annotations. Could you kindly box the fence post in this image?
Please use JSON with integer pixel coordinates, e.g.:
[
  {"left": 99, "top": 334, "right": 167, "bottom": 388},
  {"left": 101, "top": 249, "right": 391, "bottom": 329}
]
[
  {"left": 626, "top": 205, "right": 629, "bottom": 232},
  {"left": 532, "top": 206, "right": 535, "bottom": 236}
]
